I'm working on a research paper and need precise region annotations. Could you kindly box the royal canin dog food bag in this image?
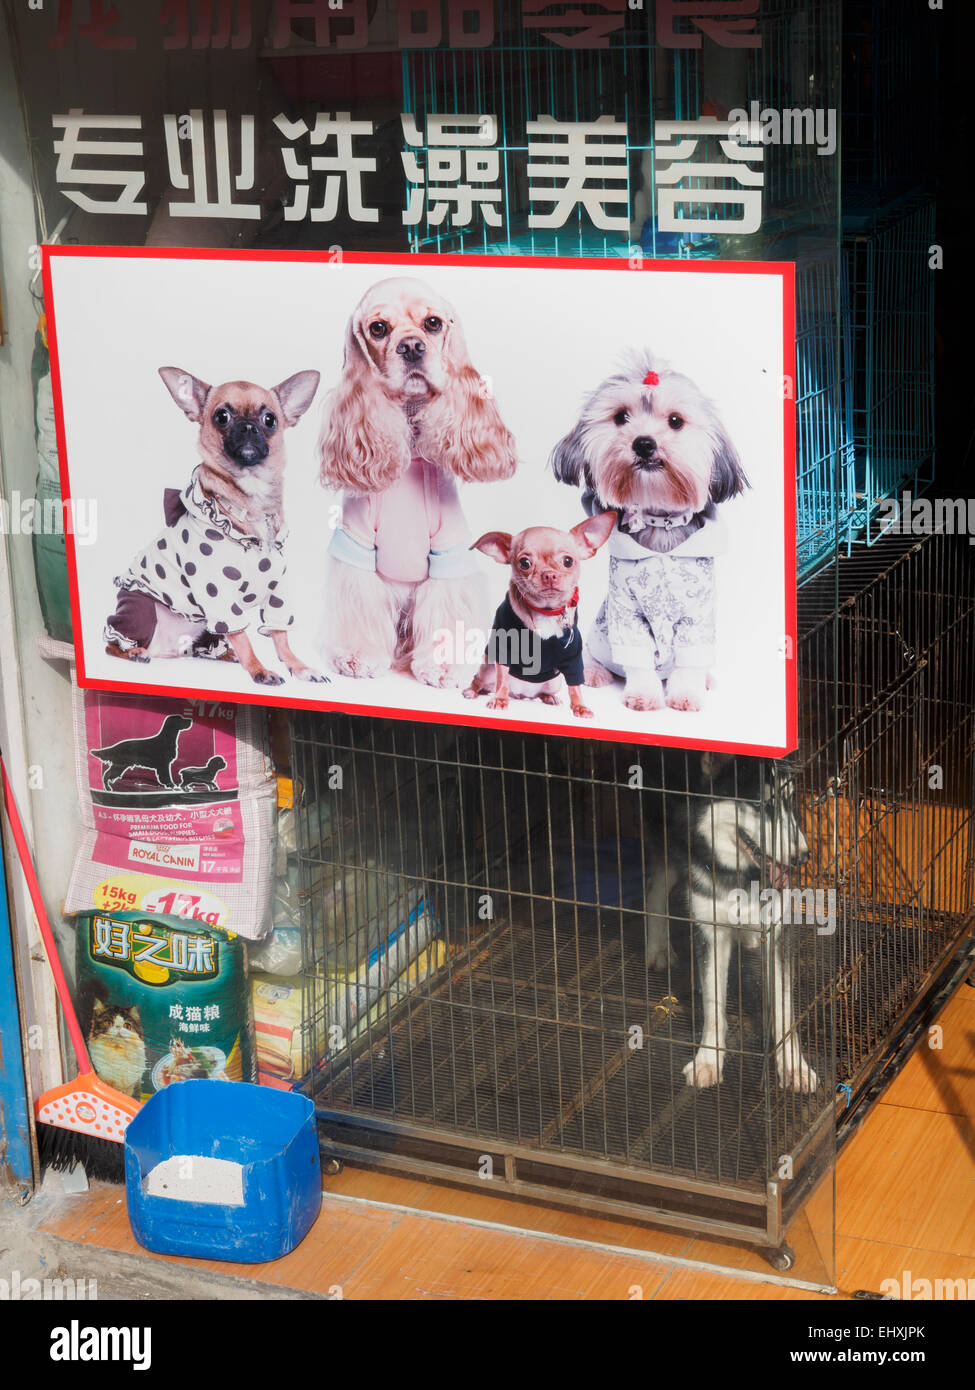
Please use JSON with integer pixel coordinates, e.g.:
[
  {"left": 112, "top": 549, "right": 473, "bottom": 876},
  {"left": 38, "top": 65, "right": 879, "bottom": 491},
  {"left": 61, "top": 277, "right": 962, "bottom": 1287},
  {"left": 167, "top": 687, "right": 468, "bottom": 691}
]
[{"left": 64, "top": 668, "right": 276, "bottom": 941}]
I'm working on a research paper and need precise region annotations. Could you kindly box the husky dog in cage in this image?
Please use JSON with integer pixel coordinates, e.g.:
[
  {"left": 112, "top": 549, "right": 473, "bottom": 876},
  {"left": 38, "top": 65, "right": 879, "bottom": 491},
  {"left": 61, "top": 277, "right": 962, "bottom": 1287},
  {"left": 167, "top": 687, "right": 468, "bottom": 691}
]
[
  {"left": 646, "top": 753, "right": 819, "bottom": 1093},
  {"left": 550, "top": 351, "right": 748, "bottom": 713}
]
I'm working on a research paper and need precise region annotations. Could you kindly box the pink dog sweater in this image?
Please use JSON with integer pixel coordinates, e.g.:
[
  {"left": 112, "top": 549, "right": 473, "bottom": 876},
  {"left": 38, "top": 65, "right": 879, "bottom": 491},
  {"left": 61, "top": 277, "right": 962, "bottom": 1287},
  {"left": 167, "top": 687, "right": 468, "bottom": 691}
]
[{"left": 328, "top": 455, "right": 479, "bottom": 583}]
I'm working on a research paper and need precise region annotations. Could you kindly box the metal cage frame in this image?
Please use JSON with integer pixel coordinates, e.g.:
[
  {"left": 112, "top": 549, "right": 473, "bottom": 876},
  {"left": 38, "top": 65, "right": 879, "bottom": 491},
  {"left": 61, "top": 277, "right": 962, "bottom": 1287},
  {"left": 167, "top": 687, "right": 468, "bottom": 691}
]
[
  {"left": 288, "top": 533, "right": 975, "bottom": 1267},
  {"left": 394, "top": 2, "right": 870, "bottom": 590}
]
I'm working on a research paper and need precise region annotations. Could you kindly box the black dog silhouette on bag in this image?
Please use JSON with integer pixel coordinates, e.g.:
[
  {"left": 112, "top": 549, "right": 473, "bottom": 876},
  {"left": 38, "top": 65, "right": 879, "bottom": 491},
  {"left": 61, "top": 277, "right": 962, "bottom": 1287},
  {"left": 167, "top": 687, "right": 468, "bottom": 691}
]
[
  {"left": 177, "top": 756, "right": 227, "bottom": 792},
  {"left": 90, "top": 714, "right": 192, "bottom": 791}
]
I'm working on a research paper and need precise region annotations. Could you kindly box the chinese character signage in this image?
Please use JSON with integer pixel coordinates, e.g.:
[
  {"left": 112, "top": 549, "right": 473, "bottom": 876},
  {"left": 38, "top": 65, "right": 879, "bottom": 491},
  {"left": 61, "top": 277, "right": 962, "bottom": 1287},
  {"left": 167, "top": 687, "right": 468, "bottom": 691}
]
[
  {"left": 49, "top": 106, "right": 782, "bottom": 236},
  {"left": 45, "top": 246, "right": 797, "bottom": 754},
  {"left": 9, "top": 0, "right": 849, "bottom": 250},
  {"left": 42, "top": 1, "right": 759, "bottom": 54}
]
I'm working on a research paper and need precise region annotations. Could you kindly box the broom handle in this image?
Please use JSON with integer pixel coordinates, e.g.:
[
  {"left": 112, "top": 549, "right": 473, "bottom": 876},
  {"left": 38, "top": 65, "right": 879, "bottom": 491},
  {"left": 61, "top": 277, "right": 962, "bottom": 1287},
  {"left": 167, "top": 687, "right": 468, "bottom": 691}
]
[{"left": 1, "top": 756, "right": 92, "bottom": 1071}]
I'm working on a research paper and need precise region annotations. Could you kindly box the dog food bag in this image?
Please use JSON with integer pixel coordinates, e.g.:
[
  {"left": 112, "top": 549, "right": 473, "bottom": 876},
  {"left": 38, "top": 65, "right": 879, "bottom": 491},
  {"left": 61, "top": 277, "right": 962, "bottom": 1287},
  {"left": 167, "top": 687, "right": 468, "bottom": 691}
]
[
  {"left": 64, "top": 674, "right": 276, "bottom": 940},
  {"left": 75, "top": 911, "right": 255, "bottom": 1102}
]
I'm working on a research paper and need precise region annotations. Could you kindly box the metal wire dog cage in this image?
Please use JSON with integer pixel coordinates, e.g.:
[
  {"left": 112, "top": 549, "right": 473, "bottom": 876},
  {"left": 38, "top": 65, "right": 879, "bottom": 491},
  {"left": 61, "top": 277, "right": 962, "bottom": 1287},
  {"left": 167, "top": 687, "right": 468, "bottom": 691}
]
[
  {"left": 286, "top": 530, "right": 974, "bottom": 1270},
  {"left": 794, "top": 246, "right": 856, "bottom": 581},
  {"left": 291, "top": 721, "right": 835, "bottom": 1267},
  {"left": 843, "top": 0, "right": 939, "bottom": 200},
  {"left": 396, "top": 2, "right": 857, "bottom": 588},
  {"left": 843, "top": 196, "right": 937, "bottom": 545},
  {"left": 399, "top": 1, "right": 842, "bottom": 256},
  {"left": 798, "top": 532, "right": 975, "bottom": 1097},
  {"left": 267, "top": 2, "right": 932, "bottom": 592}
]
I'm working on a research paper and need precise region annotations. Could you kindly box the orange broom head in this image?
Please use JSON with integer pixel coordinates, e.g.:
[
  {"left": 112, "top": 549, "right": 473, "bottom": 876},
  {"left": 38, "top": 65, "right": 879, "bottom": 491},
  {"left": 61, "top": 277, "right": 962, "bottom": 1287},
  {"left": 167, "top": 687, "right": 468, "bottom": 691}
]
[{"left": 35, "top": 1071, "right": 141, "bottom": 1146}]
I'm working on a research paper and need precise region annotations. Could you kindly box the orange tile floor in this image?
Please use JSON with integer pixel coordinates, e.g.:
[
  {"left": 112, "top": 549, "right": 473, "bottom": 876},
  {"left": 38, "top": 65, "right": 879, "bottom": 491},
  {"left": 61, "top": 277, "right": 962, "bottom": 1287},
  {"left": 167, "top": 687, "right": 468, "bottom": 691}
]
[{"left": 35, "top": 983, "right": 975, "bottom": 1299}]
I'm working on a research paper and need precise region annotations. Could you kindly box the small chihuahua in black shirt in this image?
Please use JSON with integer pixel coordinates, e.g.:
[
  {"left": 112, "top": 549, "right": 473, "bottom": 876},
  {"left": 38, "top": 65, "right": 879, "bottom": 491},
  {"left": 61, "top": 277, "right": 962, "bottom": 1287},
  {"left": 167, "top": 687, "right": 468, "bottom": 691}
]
[{"left": 463, "top": 513, "right": 616, "bottom": 718}]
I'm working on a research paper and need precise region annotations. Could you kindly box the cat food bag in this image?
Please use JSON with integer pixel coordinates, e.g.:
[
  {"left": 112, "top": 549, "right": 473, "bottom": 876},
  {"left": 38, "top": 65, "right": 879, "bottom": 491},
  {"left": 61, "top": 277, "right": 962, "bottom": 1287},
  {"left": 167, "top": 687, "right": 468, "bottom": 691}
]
[
  {"left": 75, "top": 911, "right": 255, "bottom": 1101},
  {"left": 64, "top": 672, "right": 276, "bottom": 940}
]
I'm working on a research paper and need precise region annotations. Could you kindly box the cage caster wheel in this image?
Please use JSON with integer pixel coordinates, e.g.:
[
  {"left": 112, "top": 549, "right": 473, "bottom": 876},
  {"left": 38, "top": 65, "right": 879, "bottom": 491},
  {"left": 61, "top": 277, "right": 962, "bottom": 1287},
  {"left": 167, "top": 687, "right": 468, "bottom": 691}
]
[
  {"left": 766, "top": 1244, "right": 796, "bottom": 1273},
  {"left": 322, "top": 1157, "right": 344, "bottom": 1177}
]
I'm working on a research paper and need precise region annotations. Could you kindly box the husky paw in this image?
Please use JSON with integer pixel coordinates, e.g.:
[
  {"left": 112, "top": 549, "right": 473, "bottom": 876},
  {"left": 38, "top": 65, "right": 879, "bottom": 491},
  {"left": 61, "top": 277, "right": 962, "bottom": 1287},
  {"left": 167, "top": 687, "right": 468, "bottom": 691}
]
[
  {"left": 645, "top": 918, "right": 674, "bottom": 973},
  {"left": 646, "top": 943, "right": 676, "bottom": 973},
  {"left": 683, "top": 1047, "right": 724, "bottom": 1089},
  {"left": 777, "top": 1049, "right": 819, "bottom": 1093}
]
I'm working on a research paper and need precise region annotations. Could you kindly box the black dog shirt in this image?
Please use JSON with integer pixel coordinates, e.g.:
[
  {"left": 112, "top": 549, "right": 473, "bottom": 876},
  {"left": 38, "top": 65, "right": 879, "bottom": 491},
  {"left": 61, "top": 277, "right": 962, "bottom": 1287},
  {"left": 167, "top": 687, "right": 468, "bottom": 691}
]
[{"left": 486, "top": 595, "right": 586, "bottom": 686}]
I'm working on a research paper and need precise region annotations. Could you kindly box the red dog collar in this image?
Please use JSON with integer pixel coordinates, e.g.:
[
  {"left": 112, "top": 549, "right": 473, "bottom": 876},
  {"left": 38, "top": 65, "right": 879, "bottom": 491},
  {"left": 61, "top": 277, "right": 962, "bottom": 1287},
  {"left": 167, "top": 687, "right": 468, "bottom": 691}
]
[{"left": 523, "top": 586, "right": 579, "bottom": 617}]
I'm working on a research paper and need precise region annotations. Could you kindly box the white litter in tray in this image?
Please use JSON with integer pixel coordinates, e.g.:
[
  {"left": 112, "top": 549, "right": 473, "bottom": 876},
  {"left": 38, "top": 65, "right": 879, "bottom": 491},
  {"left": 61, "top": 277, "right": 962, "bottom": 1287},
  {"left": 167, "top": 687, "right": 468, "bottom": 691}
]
[{"left": 144, "top": 1155, "right": 245, "bottom": 1206}]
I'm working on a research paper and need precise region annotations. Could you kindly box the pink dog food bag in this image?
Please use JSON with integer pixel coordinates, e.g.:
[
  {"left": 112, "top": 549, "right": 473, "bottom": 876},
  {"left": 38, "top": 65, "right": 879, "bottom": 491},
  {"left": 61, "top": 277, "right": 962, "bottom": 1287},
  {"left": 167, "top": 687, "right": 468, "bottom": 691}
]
[{"left": 64, "top": 671, "right": 276, "bottom": 941}]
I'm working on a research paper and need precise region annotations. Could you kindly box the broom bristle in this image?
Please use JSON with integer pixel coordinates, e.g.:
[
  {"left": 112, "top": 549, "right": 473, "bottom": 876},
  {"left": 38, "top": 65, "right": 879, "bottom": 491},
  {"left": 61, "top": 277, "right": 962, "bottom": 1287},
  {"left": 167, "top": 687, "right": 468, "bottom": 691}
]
[{"left": 37, "top": 1121, "right": 126, "bottom": 1184}]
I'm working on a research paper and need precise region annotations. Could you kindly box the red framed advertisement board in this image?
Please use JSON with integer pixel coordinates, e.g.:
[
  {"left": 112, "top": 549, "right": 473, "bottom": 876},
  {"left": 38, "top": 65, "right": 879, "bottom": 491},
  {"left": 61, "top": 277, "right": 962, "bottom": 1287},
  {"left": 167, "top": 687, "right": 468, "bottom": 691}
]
[{"left": 44, "top": 246, "right": 796, "bottom": 755}]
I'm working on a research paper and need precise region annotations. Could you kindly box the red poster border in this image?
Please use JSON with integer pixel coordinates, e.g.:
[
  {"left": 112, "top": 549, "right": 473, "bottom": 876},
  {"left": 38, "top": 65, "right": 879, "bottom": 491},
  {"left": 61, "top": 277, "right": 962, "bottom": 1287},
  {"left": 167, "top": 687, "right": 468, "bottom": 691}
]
[{"left": 42, "top": 245, "right": 797, "bottom": 758}]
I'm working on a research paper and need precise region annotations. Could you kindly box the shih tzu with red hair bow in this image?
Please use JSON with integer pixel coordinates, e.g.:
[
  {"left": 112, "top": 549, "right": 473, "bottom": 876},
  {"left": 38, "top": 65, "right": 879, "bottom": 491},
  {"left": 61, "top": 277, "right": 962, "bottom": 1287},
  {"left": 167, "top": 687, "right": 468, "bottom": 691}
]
[
  {"left": 317, "top": 276, "right": 517, "bottom": 686},
  {"left": 551, "top": 351, "right": 748, "bottom": 713}
]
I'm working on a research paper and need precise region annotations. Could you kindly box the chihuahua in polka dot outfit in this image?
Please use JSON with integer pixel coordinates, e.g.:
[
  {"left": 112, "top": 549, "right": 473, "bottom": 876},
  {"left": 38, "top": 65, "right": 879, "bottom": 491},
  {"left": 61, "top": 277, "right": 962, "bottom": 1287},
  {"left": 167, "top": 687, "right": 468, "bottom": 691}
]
[{"left": 105, "top": 366, "right": 326, "bottom": 687}]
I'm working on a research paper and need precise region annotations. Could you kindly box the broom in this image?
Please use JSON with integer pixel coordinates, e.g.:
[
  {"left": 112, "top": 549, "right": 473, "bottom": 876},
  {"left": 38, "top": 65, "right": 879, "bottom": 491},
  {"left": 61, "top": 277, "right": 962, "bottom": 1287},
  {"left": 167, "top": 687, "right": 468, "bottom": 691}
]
[{"left": 1, "top": 755, "right": 137, "bottom": 1181}]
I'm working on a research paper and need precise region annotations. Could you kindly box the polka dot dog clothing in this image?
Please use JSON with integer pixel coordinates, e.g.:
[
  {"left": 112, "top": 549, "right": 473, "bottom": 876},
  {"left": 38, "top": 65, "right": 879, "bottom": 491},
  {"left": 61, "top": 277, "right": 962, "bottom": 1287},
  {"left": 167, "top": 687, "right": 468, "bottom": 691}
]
[{"left": 105, "top": 469, "right": 294, "bottom": 658}]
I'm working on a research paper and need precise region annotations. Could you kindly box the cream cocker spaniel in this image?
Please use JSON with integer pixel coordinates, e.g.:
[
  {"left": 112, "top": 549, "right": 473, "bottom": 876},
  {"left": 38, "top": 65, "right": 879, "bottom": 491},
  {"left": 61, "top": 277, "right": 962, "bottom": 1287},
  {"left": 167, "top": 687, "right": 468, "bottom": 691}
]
[{"left": 318, "top": 276, "right": 517, "bottom": 686}]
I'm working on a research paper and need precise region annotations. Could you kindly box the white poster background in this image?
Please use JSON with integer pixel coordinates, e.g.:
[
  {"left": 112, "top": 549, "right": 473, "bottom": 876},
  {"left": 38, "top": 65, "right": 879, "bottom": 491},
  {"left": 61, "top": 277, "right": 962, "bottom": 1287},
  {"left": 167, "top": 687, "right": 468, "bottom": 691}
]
[{"left": 47, "top": 251, "right": 791, "bottom": 751}]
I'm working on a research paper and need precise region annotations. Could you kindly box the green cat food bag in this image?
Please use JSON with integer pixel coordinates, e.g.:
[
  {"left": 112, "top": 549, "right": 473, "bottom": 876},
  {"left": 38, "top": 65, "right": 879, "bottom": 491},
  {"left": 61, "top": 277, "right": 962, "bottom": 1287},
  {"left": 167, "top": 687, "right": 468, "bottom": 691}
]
[{"left": 75, "top": 911, "right": 255, "bottom": 1103}]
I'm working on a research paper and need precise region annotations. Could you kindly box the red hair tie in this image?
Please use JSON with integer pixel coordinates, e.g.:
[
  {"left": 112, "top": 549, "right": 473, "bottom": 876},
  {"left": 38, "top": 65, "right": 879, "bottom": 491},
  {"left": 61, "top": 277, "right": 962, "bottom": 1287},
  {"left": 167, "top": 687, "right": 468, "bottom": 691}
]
[{"left": 643, "top": 370, "right": 659, "bottom": 386}]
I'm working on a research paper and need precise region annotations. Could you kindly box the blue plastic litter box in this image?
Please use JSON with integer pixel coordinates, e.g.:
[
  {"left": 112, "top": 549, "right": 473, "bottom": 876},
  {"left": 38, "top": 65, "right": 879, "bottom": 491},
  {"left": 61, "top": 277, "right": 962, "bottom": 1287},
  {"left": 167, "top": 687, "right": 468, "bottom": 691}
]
[{"left": 124, "top": 1080, "right": 321, "bottom": 1262}]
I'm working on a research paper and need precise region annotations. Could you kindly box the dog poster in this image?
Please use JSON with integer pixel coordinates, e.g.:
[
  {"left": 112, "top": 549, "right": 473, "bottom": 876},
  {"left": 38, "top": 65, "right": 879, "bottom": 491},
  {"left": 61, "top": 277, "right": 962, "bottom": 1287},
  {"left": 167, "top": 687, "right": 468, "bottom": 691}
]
[{"left": 44, "top": 247, "right": 796, "bottom": 755}]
